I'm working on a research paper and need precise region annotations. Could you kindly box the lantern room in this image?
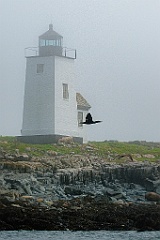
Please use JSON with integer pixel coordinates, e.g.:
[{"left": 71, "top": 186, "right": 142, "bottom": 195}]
[{"left": 39, "top": 24, "right": 63, "bottom": 57}]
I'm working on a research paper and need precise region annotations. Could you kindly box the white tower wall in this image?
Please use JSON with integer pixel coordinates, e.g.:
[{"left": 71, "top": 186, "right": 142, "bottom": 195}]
[
  {"left": 22, "top": 56, "right": 55, "bottom": 135},
  {"left": 54, "top": 56, "right": 78, "bottom": 137}
]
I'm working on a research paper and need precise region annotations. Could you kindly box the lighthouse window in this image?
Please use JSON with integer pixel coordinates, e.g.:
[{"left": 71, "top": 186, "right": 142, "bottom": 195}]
[
  {"left": 37, "top": 64, "right": 44, "bottom": 73},
  {"left": 63, "top": 83, "right": 69, "bottom": 99},
  {"left": 78, "top": 112, "right": 83, "bottom": 127}
]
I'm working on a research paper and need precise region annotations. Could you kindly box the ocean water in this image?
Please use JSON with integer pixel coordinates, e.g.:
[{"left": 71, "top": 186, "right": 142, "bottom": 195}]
[{"left": 0, "top": 231, "right": 160, "bottom": 240}]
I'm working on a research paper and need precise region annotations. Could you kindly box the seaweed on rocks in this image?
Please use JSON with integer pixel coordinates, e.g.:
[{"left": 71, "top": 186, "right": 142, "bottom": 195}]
[{"left": 0, "top": 199, "right": 159, "bottom": 231}]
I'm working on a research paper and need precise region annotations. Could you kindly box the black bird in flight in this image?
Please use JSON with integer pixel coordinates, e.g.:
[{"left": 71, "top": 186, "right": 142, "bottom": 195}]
[{"left": 81, "top": 113, "right": 102, "bottom": 125}]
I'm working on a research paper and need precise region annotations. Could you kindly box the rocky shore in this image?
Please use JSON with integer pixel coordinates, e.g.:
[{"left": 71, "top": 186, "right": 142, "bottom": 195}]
[
  {"left": 0, "top": 198, "right": 160, "bottom": 231},
  {"left": 0, "top": 142, "right": 160, "bottom": 230}
]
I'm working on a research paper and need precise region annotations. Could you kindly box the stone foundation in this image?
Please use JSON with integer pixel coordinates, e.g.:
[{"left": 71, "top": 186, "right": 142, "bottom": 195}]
[{"left": 17, "top": 134, "right": 83, "bottom": 144}]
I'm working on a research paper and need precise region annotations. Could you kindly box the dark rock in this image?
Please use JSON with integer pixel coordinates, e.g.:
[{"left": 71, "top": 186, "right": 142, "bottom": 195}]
[
  {"left": 0, "top": 195, "right": 160, "bottom": 231},
  {"left": 156, "top": 185, "right": 160, "bottom": 195},
  {"left": 17, "top": 154, "right": 30, "bottom": 161},
  {"left": 94, "top": 194, "right": 110, "bottom": 204},
  {"left": 64, "top": 186, "right": 83, "bottom": 195},
  {"left": 0, "top": 153, "right": 160, "bottom": 205},
  {"left": 105, "top": 187, "right": 122, "bottom": 196},
  {"left": 145, "top": 178, "right": 160, "bottom": 193},
  {"left": 0, "top": 220, "right": 14, "bottom": 230},
  {"left": 145, "top": 192, "right": 160, "bottom": 202}
]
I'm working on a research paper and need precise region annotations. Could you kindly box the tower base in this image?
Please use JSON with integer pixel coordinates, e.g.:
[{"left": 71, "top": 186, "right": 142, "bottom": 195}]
[{"left": 17, "top": 134, "right": 83, "bottom": 144}]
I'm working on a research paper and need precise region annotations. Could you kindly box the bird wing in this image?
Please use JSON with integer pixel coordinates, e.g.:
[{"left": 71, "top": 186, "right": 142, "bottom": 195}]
[{"left": 94, "top": 121, "right": 102, "bottom": 124}]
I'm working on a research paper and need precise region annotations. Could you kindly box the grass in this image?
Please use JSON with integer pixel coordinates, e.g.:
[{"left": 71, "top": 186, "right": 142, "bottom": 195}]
[
  {"left": 91, "top": 141, "right": 160, "bottom": 162},
  {"left": 0, "top": 136, "right": 160, "bottom": 163},
  {"left": 0, "top": 136, "right": 85, "bottom": 156}
]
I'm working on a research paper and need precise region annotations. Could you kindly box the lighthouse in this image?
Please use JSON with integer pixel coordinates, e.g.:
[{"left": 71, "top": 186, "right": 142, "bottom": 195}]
[{"left": 20, "top": 24, "right": 91, "bottom": 144}]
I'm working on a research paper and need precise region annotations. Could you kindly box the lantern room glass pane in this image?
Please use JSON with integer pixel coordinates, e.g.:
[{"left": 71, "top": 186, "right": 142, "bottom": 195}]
[
  {"left": 39, "top": 38, "right": 62, "bottom": 47},
  {"left": 46, "top": 40, "right": 49, "bottom": 46},
  {"left": 40, "top": 39, "right": 45, "bottom": 46},
  {"left": 49, "top": 40, "right": 54, "bottom": 45}
]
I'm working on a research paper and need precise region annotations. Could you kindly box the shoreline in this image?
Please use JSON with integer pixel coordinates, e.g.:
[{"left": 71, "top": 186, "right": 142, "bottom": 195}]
[
  {"left": 0, "top": 199, "right": 160, "bottom": 231},
  {"left": 0, "top": 139, "right": 160, "bottom": 231}
]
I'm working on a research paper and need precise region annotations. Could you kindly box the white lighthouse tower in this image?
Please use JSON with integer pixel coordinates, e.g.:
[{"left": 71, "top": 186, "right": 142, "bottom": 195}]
[{"left": 20, "top": 24, "right": 91, "bottom": 144}]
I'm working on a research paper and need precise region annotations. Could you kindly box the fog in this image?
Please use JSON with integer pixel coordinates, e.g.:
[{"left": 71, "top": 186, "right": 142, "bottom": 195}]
[{"left": 0, "top": 0, "right": 160, "bottom": 142}]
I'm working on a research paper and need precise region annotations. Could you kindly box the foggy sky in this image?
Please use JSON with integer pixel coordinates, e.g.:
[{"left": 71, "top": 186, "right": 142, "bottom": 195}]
[{"left": 0, "top": 0, "right": 160, "bottom": 142}]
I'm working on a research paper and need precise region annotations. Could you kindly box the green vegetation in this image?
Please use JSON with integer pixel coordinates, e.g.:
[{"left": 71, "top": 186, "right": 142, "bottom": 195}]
[
  {"left": 91, "top": 141, "right": 160, "bottom": 162},
  {"left": 0, "top": 136, "right": 160, "bottom": 162}
]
